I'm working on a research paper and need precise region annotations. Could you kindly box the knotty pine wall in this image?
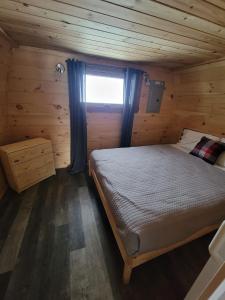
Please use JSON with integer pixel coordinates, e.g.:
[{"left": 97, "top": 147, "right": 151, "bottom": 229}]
[
  {"left": 7, "top": 46, "right": 178, "bottom": 168},
  {"left": 174, "top": 60, "right": 225, "bottom": 138},
  {"left": 0, "top": 34, "right": 11, "bottom": 198},
  {"left": 0, "top": 34, "right": 10, "bottom": 145},
  {"left": 132, "top": 69, "right": 178, "bottom": 146}
]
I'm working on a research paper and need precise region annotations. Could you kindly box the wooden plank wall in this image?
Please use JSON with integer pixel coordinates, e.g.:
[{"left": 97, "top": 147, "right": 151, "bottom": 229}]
[
  {"left": 8, "top": 47, "right": 70, "bottom": 169},
  {"left": 132, "top": 68, "right": 178, "bottom": 146},
  {"left": 174, "top": 60, "right": 225, "bottom": 138},
  {"left": 7, "top": 46, "right": 178, "bottom": 168},
  {"left": 0, "top": 34, "right": 10, "bottom": 144},
  {"left": 0, "top": 33, "right": 11, "bottom": 198}
]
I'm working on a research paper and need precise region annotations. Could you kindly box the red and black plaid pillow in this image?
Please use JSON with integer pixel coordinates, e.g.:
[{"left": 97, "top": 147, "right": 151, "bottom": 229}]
[{"left": 190, "top": 137, "right": 225, "bottom": 165}]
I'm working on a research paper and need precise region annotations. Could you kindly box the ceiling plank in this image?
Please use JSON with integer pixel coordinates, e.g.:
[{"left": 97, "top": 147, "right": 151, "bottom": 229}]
[
  {"left": 0, "top": 9, "right": 207, "bottom": 55},
  {"left": 104, "top": 0, "right": 225, "bottom": 37},
  {"left": 155, "top": 0, "right": 225, "bottom": 27},
  {"left": 9, "top": 30, "right": 204, "bottom": 64},
  {"left": 0, "top": 4, "right": 223, "bottom": 54},
  {"left": 9, "top": 0, "right": 225, "bottom": 47},
  {"left": 14, "top": 45, "right": 185, "bottom": 69},
  {"left": 0, "top": 0, "right": 225, "bottom": 66},
  {"left": 0, "top": 21, "right": 218, "bottom": 60},
  {"left": 206, "top": 0, "right": 225, "bottom": 10},
  {"left": 9, "top": 34, "right": 182, "bottom": 63},
  {"left": 6, "top": 27, "right": 167, "bottom": 59}
]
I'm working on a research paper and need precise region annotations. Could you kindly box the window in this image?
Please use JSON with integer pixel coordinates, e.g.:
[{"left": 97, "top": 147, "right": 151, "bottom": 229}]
[{"left": 85, "top": 74, "right": 124, "bottom": 105}]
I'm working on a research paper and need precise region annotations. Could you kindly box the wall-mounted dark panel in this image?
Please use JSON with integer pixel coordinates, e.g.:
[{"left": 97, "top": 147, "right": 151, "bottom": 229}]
[{"left": 146, "top": 80, "right": 165, "bottom": 113}]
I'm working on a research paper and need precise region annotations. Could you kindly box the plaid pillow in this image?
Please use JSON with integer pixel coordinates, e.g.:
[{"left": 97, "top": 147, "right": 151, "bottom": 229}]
[{"left": 190, "top": 137, "right": 224, "bottom": 165}]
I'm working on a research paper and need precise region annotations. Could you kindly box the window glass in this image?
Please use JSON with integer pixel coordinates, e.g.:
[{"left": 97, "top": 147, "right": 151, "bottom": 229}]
[{"left": 85, "top": 74, "right": 124, "bottom": 104}]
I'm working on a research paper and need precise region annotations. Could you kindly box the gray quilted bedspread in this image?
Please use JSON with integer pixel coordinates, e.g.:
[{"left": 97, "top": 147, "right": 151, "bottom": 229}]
[{"left": 90, "top": 145, "right": 225, "bottom": 256}]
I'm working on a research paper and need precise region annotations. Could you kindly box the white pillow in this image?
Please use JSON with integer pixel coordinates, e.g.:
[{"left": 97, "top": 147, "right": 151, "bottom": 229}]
[
  {"left": 177, "top": 129, "right": 220, "bottom": 151},
  {"left": 172, "top": 144, "right": 190, "bottom": 153},
  {"left": 220, "top": 138, "right": 225, "bottom": 143},
  {"left": 216, "top": 152, "right": 225, "bottom": 167}
]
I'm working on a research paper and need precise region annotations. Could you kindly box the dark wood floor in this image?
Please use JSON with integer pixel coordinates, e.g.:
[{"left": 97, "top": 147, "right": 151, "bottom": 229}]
[{"left": 0, "top": 170, "right": 215, "bottom": 300}]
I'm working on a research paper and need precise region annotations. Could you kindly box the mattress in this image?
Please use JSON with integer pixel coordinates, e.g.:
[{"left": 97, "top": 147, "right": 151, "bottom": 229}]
[{"left": 90, "top": 145, "right": 225, "bottom": 256}]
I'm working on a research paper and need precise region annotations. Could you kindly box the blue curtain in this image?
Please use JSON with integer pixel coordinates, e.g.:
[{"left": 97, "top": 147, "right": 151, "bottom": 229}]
[
  {"left": 66, "top": 59, "right": 87, "bottom": 174},
  {"left": 120, "top": 68, "right": 143, "bottom": 147}
]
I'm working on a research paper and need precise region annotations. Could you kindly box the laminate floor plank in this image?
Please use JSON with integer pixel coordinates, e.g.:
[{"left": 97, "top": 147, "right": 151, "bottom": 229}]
[
  {"left": 86, "top": 175, "right": 123, "bottom": 300},
  {"left": 67, "top": 184, "right": 85, "bottom": 251},
  {"left": 78, "top": 186, "right": 115, "bottom": 300},
  {"left": 54, "top": 183, "right": 68, "bottom": 227},
  {"left": 45, "top": 224, "right": 70, "bottom": 300},
  {"left": 0, "top": 170, "right": 214, "bottom": 300},
  {"left": 70, "top": 248, "right": 89, "bottom": 300},
  {"left": 0, "top": 271, "right": 11, "bottom": 300},
  {"left": 0, "top": 190, "right": 22, "bottom": 252},
  {"left": 21, "top": 177, "right": 59, "bottom": 300},
  {"left": 3, "top": 179, "right": 50, "bottom": 300},
  {"left": 22, "top": 176, "right": 70, "bottom": 300},
  {"left": 0, "top": 186, "right": 38, "bottom": 274}
]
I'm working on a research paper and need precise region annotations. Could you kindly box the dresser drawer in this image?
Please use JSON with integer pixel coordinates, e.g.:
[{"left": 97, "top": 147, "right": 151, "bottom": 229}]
[
  {"left": 13, "top": 153, "right": 54, "bottom": 176},
  {"left": 16, "top": 161, "right": 55, "bottom": 192},
  {"left": 8, "top": 142, "right": 52, "bottom": 166}
]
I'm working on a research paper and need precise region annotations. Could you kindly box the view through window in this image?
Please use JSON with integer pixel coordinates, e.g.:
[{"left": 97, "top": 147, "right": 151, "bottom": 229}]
[{"left": 85, "top": 74, "right": 124, "bottom": 104}]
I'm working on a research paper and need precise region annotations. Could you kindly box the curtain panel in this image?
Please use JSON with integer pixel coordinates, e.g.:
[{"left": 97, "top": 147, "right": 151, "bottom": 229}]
[
  {"left": 66, "top": 59, "right": 87, "bottom": 174},
  {"left": 120, "top": 68, "right": 143, "bottom": 147}
]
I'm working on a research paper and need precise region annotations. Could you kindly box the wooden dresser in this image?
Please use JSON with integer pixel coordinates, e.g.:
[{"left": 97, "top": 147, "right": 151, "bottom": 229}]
[{"left": 0, "top": 138, "right": 56, "bottom": 193}]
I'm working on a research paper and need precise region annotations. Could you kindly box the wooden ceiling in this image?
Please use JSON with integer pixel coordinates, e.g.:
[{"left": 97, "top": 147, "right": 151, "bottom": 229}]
[{"left": 1, "top": 0, "right": 225, "bottom": 67}]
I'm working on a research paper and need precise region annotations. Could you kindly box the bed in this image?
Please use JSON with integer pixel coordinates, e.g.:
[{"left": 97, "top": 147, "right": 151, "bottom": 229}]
[{"left": 89, "top": 130, "right": 225, "bottom": 283}]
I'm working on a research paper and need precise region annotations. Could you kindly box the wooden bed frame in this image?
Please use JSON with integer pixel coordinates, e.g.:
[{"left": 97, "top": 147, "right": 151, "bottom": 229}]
[{"left": 89, "top": 162, "right": 219, "bottom": 284}]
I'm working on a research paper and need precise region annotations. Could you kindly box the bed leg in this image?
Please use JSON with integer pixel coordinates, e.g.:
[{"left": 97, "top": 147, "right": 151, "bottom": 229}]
[{"left": 123, "top": 263, "right": 132, "bottom": 284}]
